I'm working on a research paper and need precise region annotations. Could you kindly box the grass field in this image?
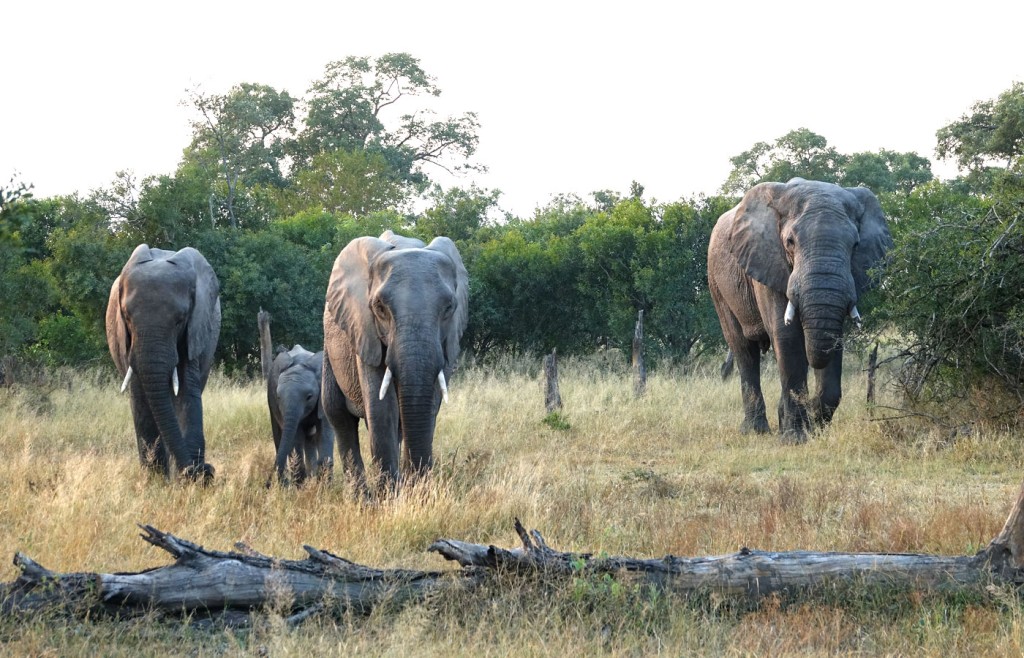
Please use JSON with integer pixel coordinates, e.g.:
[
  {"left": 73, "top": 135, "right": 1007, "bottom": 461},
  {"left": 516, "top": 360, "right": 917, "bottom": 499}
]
[{"left": 2, "top": 353, "right": 1024, "bottom": 656}]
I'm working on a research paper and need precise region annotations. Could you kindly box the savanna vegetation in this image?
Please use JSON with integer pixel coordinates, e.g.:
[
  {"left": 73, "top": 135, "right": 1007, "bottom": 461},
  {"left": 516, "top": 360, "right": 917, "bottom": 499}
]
[
  {"left": 3, "top": 360, "right": 1024, "bottom": 655},
  {"left": 2, "top": 55, "right": 1024, "bottom": 654}
]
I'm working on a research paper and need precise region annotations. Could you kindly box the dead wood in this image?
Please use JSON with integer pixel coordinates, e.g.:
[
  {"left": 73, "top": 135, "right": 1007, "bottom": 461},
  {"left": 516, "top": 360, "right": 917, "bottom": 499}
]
[
  {"left": 543, "top": 349, "right": 562, "bottom": 413},
  {"left": 258, "top": 308, "right": 273, "bottom": 382},
  {"left": 1, "top": 525, "right": 458, "bottom": 627},
  {"left": 632, "top": 310, "right": 646, "bottom": 398},
  {"left": 5, "top": 482, "right": 1024, "bottom": 626}
]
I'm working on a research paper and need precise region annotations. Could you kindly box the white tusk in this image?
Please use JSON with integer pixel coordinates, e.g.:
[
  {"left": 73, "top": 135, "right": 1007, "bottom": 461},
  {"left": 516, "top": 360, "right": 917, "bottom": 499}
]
[
  {"left": 850, "top": 305, "right": 863, "bottom": 329},
  {"left": 437, "top": 370, "right": 449, "bottom": 404},
  {"left": 172, "top": 368, "right": 179, "bottom": 396},
  {"left": 379, "top": 367, "right": 393, "bottom": 401},
  {"left": 784, "top": 300, "right": 796, "bottom": 326},
  {"left": 120, "top": 366, "right": 133, "bottom": 394}
]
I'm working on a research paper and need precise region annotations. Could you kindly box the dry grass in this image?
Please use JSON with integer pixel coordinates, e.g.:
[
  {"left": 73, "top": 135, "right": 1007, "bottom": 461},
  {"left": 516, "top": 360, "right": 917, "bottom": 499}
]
[{"left": 2, "top": 354, "right": 1024, "bottom": 655}]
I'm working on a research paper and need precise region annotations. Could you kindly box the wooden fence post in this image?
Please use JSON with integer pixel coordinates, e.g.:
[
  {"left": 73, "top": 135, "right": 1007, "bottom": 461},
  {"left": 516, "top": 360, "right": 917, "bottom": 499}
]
[
  {"left": 866, "top": 343, "right": 879, "bottom": 412},
  {"left": 632, "top": 310, "right": 646, "bottom": 398},
  {"left": 258, "top": 308, "right": 273, "bottom": 382},
  {"left": 544, "top": 349, "right": 562, "bottom": 413}
]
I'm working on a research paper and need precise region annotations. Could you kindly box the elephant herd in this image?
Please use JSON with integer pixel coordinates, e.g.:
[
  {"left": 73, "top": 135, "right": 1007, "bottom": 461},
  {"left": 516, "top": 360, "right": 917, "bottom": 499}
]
[{"left": 105, "top": 178, "right": 892, "bottom": 487}]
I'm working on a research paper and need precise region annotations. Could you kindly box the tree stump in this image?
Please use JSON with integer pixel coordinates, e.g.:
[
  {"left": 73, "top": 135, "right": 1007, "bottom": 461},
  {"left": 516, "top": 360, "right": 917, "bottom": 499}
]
[
  {"left": 866, "top": 343, "right": 879, "bottom": 409},
  {"left": 632, "top": 310, "right": 646, "bottom": 398},
  {"left": 258, "top": 308, "right": 273, "bottom": 382},
  {"left": 544, "top": 349, "right": 562, "bottom": 413}
]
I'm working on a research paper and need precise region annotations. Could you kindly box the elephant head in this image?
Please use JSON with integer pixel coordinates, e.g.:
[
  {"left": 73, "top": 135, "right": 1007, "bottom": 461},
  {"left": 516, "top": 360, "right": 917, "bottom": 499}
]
[
  {"left": 728, "top": 178, "right": 892, "bottom": 368},
  {"left": 323, "top": 230, "right": 468, "bottom": 484},
  {"left": 268, "top": 345, "right": 333, "bottom": 484},
  {"left": 106, "top": 244, "right": 221, "bottom": 482}
]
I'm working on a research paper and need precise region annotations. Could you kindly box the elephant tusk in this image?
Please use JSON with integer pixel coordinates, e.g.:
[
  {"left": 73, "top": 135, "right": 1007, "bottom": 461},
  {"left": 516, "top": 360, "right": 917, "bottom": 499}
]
[
  {"left": 379, "top": 367, "right": 393, "bottom": 401},
  {"left": 437, "top": 370, "right": 449, "bottom": 404},
  {"left": 120, "top": 366, "right": 133, "bottom": 394},
  {"left": 784, "top": 300, "right": 796, "bottom": 326},
  {"left": 172, "top": 368, "right": 179, "bottom": 396},
  {"left": 850, "top": 305, "right": 863, "bottom": 329}
]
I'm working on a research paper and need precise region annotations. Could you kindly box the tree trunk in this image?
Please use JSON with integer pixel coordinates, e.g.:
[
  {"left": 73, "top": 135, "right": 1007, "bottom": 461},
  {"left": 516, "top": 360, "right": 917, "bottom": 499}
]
[
  {"left": 543, "top": 349, "right": 562, "bottom": 413},
  {"left": 632, "top": 310, "right": 646, "bottom": 398},
  {"left": 258, "top": 308, "right": 273, "bottom": 382},
  {"left": 8, "top": 482, "right": 1024, "bottom": 626}
]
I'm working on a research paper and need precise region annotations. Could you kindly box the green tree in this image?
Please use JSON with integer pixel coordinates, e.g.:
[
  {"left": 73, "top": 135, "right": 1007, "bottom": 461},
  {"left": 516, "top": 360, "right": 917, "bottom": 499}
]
[
  {"left": 414, "top": 185, "right": 501, "bottom": 244},
  {"left": 936, "top": 81, "right": 1024, "bottom": 172},
  {"left": 722, "top": 128, "right": 847, "bottom": 193},
  {"left": 840, "top": 149, "right": 933, "bottom": 194},
  {"left": 291, "top": 53, "right": 482, "bottom": 195},
  {"left": 186, "top": 83, "right": 296, "bottom": 228},
  {"left": 281, "top": 149, "right": 407, "bottom": 216}
]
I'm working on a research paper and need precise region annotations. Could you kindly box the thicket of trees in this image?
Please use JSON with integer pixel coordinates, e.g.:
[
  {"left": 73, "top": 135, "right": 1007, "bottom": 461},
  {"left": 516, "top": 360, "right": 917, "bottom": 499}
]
[{"left": 2, "top": 56, "right": 1022, "bottom": 420}]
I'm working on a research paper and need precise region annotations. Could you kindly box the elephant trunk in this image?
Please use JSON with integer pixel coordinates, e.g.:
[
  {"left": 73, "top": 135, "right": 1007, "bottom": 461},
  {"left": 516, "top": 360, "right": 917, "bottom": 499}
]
[
  {"left": 390, "top": 335, "right": 443, "bottom": 474},
  {"left": 398, "top": 384, "right": 439, "bottom": 473},
  {"left": 792, "top": 266, "right": 854, "bottom": 369},
  {"left": 137, "top": 352, "right": 186, "bottom": 473},
  {"left": 276, "top": 402, "right": 306, "bottom": 482}
]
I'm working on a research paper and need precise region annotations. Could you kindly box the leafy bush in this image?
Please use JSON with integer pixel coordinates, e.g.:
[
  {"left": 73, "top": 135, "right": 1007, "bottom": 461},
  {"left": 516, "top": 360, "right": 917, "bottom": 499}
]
[{"left": 879, "top": 170, "right": 1024, "bottom": 421}]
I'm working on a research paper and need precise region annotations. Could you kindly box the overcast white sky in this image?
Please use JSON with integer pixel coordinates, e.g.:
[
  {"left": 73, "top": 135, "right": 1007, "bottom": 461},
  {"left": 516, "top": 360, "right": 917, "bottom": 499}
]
[{"left": 4, "top": 1, "right": 1023, "bottom": 218}]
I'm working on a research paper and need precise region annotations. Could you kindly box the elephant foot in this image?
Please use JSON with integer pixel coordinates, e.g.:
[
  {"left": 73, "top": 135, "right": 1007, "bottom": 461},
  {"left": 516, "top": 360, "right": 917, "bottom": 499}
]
[
  {"left": 181, "top": 463, "right": 215, "bottom": 485},
  {"left": 740, "top": 417, "right": 771, "bottom": 435}
]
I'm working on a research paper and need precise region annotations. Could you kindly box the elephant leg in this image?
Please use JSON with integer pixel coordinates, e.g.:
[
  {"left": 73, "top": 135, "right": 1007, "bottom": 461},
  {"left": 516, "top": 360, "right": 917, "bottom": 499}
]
[
  {"left": 734, "top": 341, "right": 770, "bottom": 435},
  {"left": 321, "top": 356, "right": 365, "bottom": 481},
  {"left": 774, "top": 332, "right": 812, "bottom": 443},
  {"left": 173, "top": 368, "right": 214, "bottom": 483},
  {"left": 129, "top": 383, "right": 169, "bottom": 476},
  {"left": 311, "top": 421, "right": 335, "bottom": 480},
  {"left": 811, "top": 344, "right": 844, "bottom": 426}
]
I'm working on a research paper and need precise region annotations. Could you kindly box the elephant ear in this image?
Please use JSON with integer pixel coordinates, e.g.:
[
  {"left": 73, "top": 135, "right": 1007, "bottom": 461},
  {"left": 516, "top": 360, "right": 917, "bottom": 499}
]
[
  {"left": 176, "top": 247, "right": 221, "bottom": 369},
  {"left": 846, "top": 187, "right": 894, "bottom": 294},
  {"left": 728, "top": 182, "right": 790, "bottom": 294},
  {"left": 426, "top": 237, "right": 470, "bottom": 368},
  {"left": 105, "top": 244, "right": 154, "bottom": 376},
  {"left": 105, "top": 274, "right": 130, "bottom": 376},
  {"left": 326, "top": 237, "right": 395, "bottom": 368}
]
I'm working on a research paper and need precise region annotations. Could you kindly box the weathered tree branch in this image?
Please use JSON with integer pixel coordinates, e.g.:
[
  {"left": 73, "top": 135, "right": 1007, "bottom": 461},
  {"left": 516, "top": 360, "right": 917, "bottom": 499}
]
[{"left": 5, "top": 484, "right": 1024, "bottom": 626}]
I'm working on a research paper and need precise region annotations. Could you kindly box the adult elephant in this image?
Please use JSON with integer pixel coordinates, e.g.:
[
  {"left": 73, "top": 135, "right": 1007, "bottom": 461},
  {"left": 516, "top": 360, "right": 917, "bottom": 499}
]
[
  {"left": 106, "top": 244, "right": 221, "bottom": 482},
  {"left": 267, "top": 345, "right": 335, "bottom": 486},
  {"left": 707, "top": 178, "right": 892, "bottom": 442},
  {"left": 322, "top": 230, "right": 468, "bottom": 488}
]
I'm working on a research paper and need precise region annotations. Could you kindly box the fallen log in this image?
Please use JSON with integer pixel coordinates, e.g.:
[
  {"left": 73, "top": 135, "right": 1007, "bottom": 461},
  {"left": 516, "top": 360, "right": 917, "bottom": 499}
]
[
  {"left": 1, "top": 525, "right": 460, "bottom": 626},
  {"left": 4, "top": 482, "right": 1024, "bottom": 625}
]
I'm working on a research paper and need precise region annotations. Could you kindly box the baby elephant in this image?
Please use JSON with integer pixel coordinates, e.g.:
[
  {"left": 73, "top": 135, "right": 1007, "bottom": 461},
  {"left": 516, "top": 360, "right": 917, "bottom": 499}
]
[{"left": 267, "top": 345, "right": 335, "bottom": 485}]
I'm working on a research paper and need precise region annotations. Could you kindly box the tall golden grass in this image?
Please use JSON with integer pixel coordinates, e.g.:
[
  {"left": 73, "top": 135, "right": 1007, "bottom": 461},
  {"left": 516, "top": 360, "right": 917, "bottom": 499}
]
[{"left": 2, "top": 354, "right": 1023, "bottom": 656}]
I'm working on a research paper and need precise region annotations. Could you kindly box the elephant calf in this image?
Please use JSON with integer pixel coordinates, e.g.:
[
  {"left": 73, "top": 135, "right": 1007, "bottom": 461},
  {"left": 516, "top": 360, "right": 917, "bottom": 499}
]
[{"left": 267, "top": 345, "right": 335, "bottom": 486}]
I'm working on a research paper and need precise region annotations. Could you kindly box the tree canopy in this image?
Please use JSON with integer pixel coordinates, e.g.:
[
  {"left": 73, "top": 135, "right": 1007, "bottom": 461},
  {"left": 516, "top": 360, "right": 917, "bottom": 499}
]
[{"left": 722, "top": 128, "right": 933, "bottom": 195}]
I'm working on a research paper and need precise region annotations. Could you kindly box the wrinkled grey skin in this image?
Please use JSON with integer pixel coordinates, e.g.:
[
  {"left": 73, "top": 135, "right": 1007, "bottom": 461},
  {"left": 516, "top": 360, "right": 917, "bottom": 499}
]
[
  {"left": 321, "top": 230, "right": 469, "bottom": 488},
  {"left": 267, "top": 345, "right": 335, "bottom": 485},
  {"left": 707, "top": 179, "right": 892, "bottom": 442},
  {"left": 106, "top": 244, "right": 221, "bottom": 482}
]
